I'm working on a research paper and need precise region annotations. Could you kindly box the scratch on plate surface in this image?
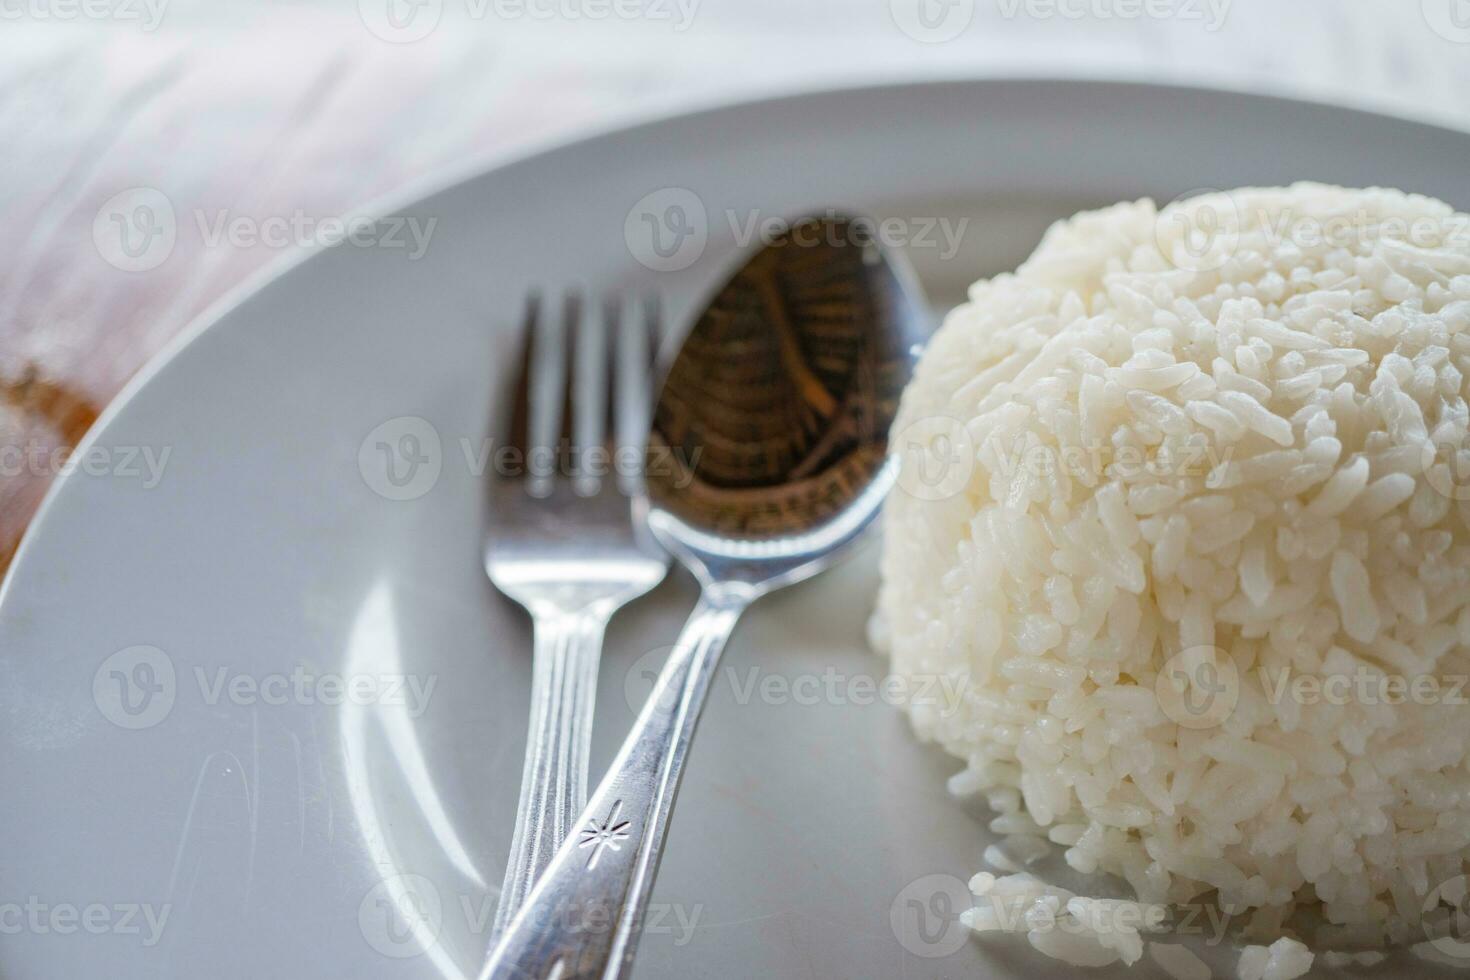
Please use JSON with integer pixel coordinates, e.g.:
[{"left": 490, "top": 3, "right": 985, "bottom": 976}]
[{"left": 165, "top": 749, "right": 252, "bottom": 912}]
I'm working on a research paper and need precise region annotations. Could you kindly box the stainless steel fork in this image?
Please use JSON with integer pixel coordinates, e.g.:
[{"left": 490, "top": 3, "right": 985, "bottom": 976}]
[{"left": 485, "top": 293, "right": 670, "bottom": 941}]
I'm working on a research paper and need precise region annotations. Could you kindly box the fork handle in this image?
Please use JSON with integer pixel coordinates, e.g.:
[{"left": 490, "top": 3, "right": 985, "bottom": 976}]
[
  {"left": 481, "top": 588, "right": 750, "bottom": 980},
  {"left": 492, "top": 607, "right": 611, "bottom": 942}
]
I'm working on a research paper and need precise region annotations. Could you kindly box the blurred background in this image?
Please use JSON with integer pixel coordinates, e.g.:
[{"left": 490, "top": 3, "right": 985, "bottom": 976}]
[{"left": 2, "top": 0, "right": 1467, "bottom": 568}]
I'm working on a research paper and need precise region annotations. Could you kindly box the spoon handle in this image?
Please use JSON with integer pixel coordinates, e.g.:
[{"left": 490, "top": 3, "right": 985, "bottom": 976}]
[{"left": 481, "top": 588, "right": 750, "bottom": 980}]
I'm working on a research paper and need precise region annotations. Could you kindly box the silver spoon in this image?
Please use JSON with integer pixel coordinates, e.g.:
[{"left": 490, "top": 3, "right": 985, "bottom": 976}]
[{"left": 482, "top": 215, "right": 926, "bottom": 980}]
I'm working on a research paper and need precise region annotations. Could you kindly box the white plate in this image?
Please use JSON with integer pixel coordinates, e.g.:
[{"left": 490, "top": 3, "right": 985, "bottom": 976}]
[{"left": 5, "top": 80, "right": 1470, "bottom": 979}]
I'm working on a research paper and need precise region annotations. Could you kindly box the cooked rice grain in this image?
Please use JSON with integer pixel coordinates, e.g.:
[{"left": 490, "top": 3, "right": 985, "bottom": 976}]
[{"left": 875, "top": 185, "right": 1470, "bottom": 964}]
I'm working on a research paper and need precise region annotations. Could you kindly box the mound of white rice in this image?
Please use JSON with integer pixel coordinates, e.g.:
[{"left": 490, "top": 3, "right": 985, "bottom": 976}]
[{"left": 874, "top": 184, "right": 1470, "bottom": 963}]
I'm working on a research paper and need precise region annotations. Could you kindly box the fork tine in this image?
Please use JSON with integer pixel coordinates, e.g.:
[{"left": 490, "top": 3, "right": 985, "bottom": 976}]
[
  {"left": 641, "top": 292, "right": 662, "bottom": 436},
  {"left": 527, "top": 292, "right": 563, "bottom": 498},
  {"left": 506, "top": 292, "right": 540, "bottom": 470},
  {"left": 557, "top": 291, "right": 584, "bottom": 493},
  {"left": 587, "top": 295, "right": 621, "bottom": 495},
  {"left": 614, "top": 293, "right": 660, "bottom": 495},
  {"left": 568, "top": 292, "right": 610, "bottom": 498}
]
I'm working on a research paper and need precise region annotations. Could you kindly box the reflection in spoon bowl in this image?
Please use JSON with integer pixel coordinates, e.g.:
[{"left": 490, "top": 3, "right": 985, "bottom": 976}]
[{"left": 650, "top": 216, "right": 921, "bottom": 541}]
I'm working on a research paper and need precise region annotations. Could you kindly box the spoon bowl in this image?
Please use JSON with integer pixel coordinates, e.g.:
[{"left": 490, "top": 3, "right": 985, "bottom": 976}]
[
  {"left": 645, "top": 216, "right": 926, "bottom": 592},
  {"left": 484, "top": 216, "right": 926, "bottom": 980}
]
